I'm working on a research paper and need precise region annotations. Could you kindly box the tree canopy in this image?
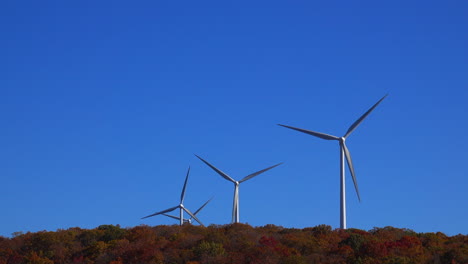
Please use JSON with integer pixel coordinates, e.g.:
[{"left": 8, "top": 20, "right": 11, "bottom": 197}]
[{"left": 0, "top": 224, "right": 466, "bottom": 264}]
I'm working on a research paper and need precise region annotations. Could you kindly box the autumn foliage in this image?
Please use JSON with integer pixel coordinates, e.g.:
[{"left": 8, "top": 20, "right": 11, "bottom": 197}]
[{"left": 0, "top": 224, "right": 466, "bottom": 264}]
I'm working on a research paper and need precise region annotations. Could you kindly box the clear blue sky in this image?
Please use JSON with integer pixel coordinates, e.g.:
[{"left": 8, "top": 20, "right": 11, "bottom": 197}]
[{"left": 1, "top": 1, "right": 467, "bottom": 237}]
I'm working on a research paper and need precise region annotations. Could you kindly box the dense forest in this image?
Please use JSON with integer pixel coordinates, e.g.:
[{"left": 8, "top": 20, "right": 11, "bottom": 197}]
[{"left": 0, "top": 224, "right": 466, "bottom": 264}]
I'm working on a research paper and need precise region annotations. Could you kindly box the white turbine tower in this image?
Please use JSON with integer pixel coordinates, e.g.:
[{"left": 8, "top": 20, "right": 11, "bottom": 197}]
[
  {"left": 195, "top": 154, "right": 282, "bottom": 224},
  {"left": 162, "top": 197, "right": 213, "bottom": 224},
  {"left": 141, "top": 167, "right": 205, "bottom": 226},
  {"left": 278, "top": 95, "right": 387, "bottom": 229}
]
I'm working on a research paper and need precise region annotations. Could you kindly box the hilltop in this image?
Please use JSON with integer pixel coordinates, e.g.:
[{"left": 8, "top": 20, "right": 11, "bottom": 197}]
[{"left": 0, "top": 224, "right": 466, "bottom": 264}]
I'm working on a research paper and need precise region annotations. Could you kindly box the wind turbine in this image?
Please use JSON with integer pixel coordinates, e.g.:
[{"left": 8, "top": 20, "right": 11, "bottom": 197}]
[
  {"left": 195, "top": 154, "right": 282, "bottom": 224},
  {"left": 162, "top": 197, "right": 213, "bottom": 224},
  {"left": 141, "top": 167, "right": 205, "bottom": 226},
  {"left": 278, "top": 94, "right": 387, "bottom": 229}
]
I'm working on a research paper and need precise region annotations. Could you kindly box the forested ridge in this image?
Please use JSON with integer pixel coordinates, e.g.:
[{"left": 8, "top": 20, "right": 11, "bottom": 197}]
[{"left": 0, "top": 224, "right": 466, "bottom": 264}]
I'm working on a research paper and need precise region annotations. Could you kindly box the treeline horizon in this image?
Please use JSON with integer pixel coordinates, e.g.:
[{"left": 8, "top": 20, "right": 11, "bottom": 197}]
[{"left": 0, "top": 224, "right": 466, "bottom": 264}]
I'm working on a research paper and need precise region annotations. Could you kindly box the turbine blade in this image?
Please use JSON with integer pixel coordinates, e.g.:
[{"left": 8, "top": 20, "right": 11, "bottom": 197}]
[
  {"left": 239, "top": 162, "right": 283, "bottom": 183},
  {"left": 180, "top": 166, "right": 190, "bottom": 204},
  {"left": 193, "top": 197, "right": 213, "bottom": 216},
  {"left": 162, "top": 214, "right": 181, "bottom": 220},
  {"left": 183, "top": 207, "right": 205, "bottom": 226},
  {"left": 278, "top": 124, "right": 339, "bottom": 140},
  {"left": 342, "top": 143, "right": 361, "bottom": 202},
  {"left": 195, "top": 154, "right": 236, "bottom": 183},
  {"left": 141, "top": 205, "right": 179, "bottom": 219},
  {"left": 344, "top": 94, "right": 388, "bottom": 138}
]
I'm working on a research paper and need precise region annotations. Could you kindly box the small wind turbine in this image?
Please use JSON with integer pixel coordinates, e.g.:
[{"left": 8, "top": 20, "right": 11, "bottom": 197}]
[
  {"left": 195, "top": 154, "right": 282, "bottom": 224},
  {"left": 141, "top": 167, "right": 204, "bottom": 226},
  {"left": 278, "top": 94, "right": 387, "bottom": 229},
  {"left": 162, "top": 197, "right": 213, "bottom": 224}
]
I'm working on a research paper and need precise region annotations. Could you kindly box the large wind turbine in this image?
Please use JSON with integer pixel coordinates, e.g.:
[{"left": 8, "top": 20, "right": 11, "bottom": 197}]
[
  {"left": 163, "top": 197, "right": 213, "bottom": 224},
  {"left": 141, "top": 167, "right": 205, "bottom": 226},
  {"left": 195, "top": 154, "right": 282, "bottom": 224},
  {"left": 278, "top": 95, "right": 387, "bottom": 229}
]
